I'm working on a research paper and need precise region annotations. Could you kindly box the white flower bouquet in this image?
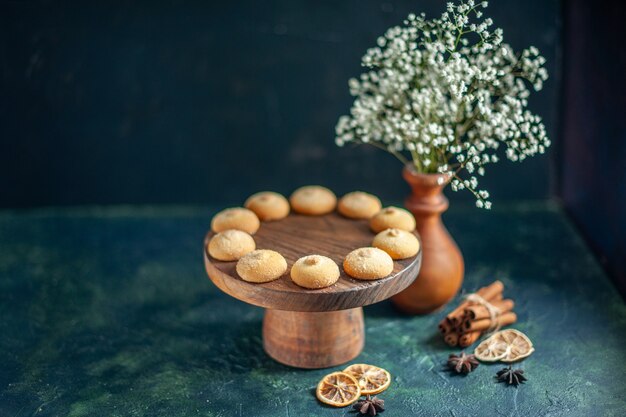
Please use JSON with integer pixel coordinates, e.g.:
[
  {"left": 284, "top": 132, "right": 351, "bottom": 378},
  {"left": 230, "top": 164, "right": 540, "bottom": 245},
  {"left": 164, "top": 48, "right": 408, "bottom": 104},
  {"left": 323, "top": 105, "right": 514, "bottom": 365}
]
[{"left": 335, "top": 0, "right": 549, "bottom": 208}]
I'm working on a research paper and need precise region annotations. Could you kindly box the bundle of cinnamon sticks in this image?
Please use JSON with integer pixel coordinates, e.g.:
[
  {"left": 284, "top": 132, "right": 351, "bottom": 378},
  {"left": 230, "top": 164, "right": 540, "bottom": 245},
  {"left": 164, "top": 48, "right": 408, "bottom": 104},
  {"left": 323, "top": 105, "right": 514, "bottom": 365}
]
[{"left": 439, "top": 280, "right": 517, "bottom": 347}]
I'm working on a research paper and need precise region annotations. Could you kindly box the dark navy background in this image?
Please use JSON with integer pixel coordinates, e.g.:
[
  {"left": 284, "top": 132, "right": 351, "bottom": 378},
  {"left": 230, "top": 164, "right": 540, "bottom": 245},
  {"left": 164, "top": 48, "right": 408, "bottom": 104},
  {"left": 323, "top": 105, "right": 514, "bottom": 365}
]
[
  {"left": 0, "top": 0, "right": 560, "bottom": 207},
  {"left": 560, "top": 0, "right": 626, "bottom": 295}
]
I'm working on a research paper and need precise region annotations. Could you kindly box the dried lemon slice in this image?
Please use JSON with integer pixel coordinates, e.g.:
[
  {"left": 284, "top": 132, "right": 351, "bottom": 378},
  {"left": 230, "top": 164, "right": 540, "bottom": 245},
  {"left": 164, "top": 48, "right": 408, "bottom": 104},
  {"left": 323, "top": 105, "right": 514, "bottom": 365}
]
[
  {"left": 316, "top": 372, "right": 361, "bottom": 407},
  {"left": 498, "top": 329, "right": 535, "bottom": 362},
  {"left": 474, "top": 333, "right": 508, "bottom": 362},
  {"left": 343, "top": 363, "right": 391, "bottom": 395},
  {"left": 474, "top": 329, "right": 535, "bottom": 363}
]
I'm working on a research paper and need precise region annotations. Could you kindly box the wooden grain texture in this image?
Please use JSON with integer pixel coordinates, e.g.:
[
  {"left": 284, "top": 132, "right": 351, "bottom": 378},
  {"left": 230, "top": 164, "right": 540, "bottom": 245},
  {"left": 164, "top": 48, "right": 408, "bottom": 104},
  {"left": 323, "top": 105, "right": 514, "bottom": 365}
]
[
  {"left": 204, "top": 212, "right": 422, "bottom": 312},
  {"left": 263, "top": 308, "right": 364, "bottom": 368}
]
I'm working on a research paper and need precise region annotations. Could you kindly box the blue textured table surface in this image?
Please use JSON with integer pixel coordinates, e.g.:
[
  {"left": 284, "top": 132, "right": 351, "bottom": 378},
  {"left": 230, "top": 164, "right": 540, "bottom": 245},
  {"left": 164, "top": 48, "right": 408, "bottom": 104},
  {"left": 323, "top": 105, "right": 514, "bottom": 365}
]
[{"left": 1, "top": 202, "right": 625, "bottom": 416}]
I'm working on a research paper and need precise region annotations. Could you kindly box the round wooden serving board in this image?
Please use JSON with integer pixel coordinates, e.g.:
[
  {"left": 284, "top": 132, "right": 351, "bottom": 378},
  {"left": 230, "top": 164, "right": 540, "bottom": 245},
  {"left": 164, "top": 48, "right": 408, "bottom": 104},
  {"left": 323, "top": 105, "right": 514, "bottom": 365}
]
[{"left": 204, "top": 212, "right": 422, "bottom": 312}]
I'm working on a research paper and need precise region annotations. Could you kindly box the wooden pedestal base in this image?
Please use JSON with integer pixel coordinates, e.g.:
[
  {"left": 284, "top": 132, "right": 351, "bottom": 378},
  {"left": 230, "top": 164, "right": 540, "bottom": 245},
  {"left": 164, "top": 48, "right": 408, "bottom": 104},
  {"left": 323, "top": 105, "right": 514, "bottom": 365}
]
[
  {"left": 262, "top": 308, "right": 365, "bottom": 369},
  {"left": 204, "top": 212, "right": 422, "bottom": 369}
]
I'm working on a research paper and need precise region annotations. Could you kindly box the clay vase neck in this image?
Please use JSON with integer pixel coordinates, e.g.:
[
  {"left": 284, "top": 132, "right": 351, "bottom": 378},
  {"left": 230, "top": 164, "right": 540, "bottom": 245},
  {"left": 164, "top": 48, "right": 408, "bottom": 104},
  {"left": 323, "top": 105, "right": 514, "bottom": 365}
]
[{"left": 391, "top": 165, "right": 464, "bottom": 314}]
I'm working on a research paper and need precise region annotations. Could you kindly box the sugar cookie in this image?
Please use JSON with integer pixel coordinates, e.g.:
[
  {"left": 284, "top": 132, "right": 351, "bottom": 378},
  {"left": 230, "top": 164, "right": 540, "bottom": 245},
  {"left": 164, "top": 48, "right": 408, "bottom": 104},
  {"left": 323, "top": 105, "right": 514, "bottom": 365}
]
[
  {"left": 338, "top": 191, "right": 382, "bottom": 219},
  {"left": 244, "top": 191, "right": 290, "bottom": 221},
  {"left": 290, "top": 255, "right": 340, "bottom": 289},
  {"left": 372, "top": 228, "right": 420, "bottom": 260},
  {"left": 208, "top": 229, "right": 256, "bottom": 261},
  {"left": 370, "top": 206, "right": 416, "bottom": 233},
  {"left": 343, "top": 247, "right": 394, "bottom": 280},
  {"left": 236, "top": 249, "right": 288, "bottom": 283},
  {"left": 211, "top": 207, "right": 260, "bottom": 235},
  {"left": 289, "top": 185, "right": 337, "bottom": 215}
]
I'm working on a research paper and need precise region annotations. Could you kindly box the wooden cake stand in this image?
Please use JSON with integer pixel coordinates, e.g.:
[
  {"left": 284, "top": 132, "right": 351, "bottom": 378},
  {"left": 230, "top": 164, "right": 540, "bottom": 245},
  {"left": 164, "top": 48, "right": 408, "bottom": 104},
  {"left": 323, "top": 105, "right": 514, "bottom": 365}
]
[{"left": 203, "top": 212, "right": 422, "bottom": 369}]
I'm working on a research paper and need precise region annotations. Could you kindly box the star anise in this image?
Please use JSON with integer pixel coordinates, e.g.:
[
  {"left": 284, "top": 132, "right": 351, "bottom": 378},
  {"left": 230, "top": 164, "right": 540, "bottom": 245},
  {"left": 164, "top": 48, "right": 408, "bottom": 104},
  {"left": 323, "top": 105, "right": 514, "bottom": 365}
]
[
  {"left": 447, "top": 352, "right": 479, "bottom": 374},
  {"left": 353, "top": 395, "right": 385, "bottom": 416},
  {"left": 495, "top": 366, "right": 527, "bottom": 386}
]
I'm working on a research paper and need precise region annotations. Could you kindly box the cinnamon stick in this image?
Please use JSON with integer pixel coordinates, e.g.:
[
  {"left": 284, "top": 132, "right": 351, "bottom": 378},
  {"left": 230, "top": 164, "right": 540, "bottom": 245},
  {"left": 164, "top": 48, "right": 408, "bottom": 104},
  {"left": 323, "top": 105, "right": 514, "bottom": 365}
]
[
  {"left": 439, "top": 321, "right": 454, "bottom": 335},
  {"left": 444, "top": 280, "right": 504, "bottom": 326},
  {"left": 465, "top": 299, "right": 515, "bottom": 321},
  {"left": 461, "top": 311, "right": 517, "bottom": 333},
  {"left": 479, "top": 280, "right": 504, "bottom": 301},
  {"left": 458, "top": 331, "right": 481, "bottom": 347},
  {"left": 444, "top": 332, "right": 459, "bottom": 346}
]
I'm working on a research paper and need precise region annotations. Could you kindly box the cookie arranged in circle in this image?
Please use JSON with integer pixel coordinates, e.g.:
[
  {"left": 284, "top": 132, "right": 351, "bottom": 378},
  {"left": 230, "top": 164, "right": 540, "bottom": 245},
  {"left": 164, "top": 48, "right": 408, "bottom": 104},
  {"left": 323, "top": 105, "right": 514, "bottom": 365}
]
[
  {"left": 289, "top": 185, "right": 337, "bottom": 215},
  {"left": 211, "top": 207, "right": 260, "bottom": 235},
  {"left": 244, "top": 191, "right": 290, "bottom": 221},
  {"left": 338, "top": 191, "right": 382, "bottom": 219},
  {"left": 370, "top": 206, "right": 416, "bottom": 233},
  {"left": 290, "top": 255, "right": 340, "bottom": 289},
  {"left": 372, "top": 228, "right": 420, "bottom": 260},
  {"left": 236, "top": 249, "right": 288, "bottom": 283},
  {"left": 208, "top": 229, "right": 256, "bottom": 261},
  {"left": 343, "top": 247, "right": 394, "bottom": 280}
]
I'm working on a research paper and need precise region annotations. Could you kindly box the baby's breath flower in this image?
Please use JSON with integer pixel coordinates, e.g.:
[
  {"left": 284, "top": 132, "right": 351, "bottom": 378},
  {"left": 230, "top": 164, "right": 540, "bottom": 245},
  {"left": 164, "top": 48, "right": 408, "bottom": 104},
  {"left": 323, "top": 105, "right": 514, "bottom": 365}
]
[{"left": 335, "top": 0, "right": 549, "bottom": 209}]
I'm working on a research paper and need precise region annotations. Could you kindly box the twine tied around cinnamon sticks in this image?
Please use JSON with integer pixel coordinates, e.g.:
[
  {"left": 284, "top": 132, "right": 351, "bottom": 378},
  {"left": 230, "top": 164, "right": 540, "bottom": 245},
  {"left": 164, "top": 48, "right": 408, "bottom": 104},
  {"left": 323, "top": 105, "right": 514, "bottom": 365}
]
[
  {"left": 438, "top": 280, "right": 517, "bottom": 347},
  {"left": 463, "top": 293, "right": 502, "bottom": 333}
]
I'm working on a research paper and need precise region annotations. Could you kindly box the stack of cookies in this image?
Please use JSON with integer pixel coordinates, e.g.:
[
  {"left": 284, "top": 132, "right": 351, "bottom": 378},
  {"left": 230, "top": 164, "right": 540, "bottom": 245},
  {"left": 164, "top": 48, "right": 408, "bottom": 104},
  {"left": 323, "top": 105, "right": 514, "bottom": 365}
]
[{"left": 207, "top": 186, "right": 420, "bottom": 290}]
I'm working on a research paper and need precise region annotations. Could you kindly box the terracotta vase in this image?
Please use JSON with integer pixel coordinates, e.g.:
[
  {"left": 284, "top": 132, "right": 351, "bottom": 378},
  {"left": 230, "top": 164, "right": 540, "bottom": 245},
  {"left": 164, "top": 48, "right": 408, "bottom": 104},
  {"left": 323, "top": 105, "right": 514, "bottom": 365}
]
[{"left": 391, "top": 165, "right": 464, "bottom": 314}]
